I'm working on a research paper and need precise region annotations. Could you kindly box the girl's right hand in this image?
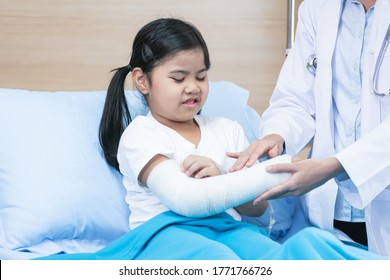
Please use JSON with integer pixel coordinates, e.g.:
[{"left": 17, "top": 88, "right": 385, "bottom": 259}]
[{"left": 227, "top": 134, "right": 285, "bottom": 172}]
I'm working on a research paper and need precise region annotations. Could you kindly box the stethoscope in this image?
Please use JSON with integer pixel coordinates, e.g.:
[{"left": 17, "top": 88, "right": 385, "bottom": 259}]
[
  {"left": 306, "top": 24, "right": 390, "bottom": 96},
  {"left": 372, "top": 24, "right": 390, "bottom": 96},
  {"left": 306, "top": 54, "right": 317, "bottom": 75}
]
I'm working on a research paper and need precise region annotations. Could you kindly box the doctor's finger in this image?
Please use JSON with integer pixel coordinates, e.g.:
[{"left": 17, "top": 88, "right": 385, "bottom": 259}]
[
  {"left": 253, "top": 179, "right": 295, "bottom": 203},
  {"left": 226, "top": 151, "right": 241, "bottom": 159},
  {"left": 229, "top": 154, "right": 251, "bottom": 172},
  {"left": 292, "top": 156, "right": 304, "bottom": 162},
  {"left": 253, "top": 186, "right": 290, "bottom": 204},
  {"left": 266, "top": 163, "right": 297, "bottom": 173},
  {"left": 229, "top": 151, "right": 263, "bottom": 172},
  {"left": 241, "top": 145, "right": 269, "bottom": 165}
]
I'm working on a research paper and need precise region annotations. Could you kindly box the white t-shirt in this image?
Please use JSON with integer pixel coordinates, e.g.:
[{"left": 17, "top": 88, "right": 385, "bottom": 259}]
[{"left": 118, "top": 112, "right": 248, "bottom": 229}]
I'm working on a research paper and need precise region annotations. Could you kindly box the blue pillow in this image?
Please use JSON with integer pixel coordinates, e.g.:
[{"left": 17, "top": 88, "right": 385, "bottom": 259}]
[
  {"left": 0, "top": 89, "right": 130, "bottom": 253},
  {"left": 0, "top": 81, "right": 262, "bottom": 257}
]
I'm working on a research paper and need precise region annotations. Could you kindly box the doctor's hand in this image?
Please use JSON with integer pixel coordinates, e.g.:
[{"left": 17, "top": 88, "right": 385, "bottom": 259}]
[
  {"left": 227, "top": 134, "right": 285, "bottom": 172},
  {"left": 181, "top": 154, "right": 221, "bottom": 179},
  {"left": 253, "top": 157, "right": 344, "bottom": 204}
]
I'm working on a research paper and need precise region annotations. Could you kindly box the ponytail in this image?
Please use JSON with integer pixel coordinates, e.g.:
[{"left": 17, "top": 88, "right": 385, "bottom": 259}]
[{"left": 99, "top": 66, "right": 132, "bottom": 171}]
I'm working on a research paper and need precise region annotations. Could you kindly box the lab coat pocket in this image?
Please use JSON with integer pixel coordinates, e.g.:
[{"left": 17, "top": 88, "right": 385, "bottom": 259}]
[
  {"left": 377, "top": 54, "right": 390, "bottom": 120},
  {"left": 379, "top": 97, "right": 390, "bottom": 121},
  {"left": 370, "top": 188, "right": 390, "bottom": 232},
  {"left": 372, "top": 186, "right": 390, "bottom": 202},
  {"left": 369, "top": 187, "right": 390, "bottom": 256}
]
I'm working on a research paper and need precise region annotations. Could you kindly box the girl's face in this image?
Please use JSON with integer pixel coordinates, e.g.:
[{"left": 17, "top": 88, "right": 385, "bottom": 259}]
[{"left": 145, "top": 48, "right": 209, "bottom": 127}]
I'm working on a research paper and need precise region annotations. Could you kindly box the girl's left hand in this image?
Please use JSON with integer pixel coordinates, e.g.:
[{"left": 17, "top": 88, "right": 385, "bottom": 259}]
[{"left": 181, "top": 154, "right": 222, "bottom": 178}]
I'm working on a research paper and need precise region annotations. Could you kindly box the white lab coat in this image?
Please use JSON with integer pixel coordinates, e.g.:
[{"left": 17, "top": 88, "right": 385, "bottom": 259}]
[{"left": 261, "top": 0, "right": 390, "bottom": 256}]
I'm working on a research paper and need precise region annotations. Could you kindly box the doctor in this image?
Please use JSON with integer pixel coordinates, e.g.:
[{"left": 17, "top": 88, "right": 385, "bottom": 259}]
[{"left": 229, "top": 0, "right": 390, "bottom": 256}]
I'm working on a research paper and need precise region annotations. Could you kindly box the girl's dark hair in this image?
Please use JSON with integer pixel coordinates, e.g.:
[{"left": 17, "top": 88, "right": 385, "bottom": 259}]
[{"left": 99, "top": 18, "right": 211, "bottom": 170}]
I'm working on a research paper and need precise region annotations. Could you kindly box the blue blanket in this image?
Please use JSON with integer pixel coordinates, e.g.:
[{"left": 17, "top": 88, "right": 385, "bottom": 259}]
[{"left": 36, "top": 211, "right": 384, "bottom": 260}]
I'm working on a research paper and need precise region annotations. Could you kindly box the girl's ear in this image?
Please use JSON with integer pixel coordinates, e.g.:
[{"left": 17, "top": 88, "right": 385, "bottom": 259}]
[{"left": 132, "top": 67, "right": 150, "bottom": 95}]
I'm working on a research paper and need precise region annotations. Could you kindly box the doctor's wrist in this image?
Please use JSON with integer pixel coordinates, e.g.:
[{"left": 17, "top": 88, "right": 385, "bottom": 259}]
[{"left": 325, "top": 157, "right": 345, "bottom": 181}]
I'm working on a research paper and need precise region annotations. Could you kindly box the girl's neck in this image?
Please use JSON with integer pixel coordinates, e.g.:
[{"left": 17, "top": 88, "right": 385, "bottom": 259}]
[
  {"left": 151, "top": 113, "right": 201, "bottom": 147},
  {"left": 170, "top": 119, "right": 201, "bottom": 147}
]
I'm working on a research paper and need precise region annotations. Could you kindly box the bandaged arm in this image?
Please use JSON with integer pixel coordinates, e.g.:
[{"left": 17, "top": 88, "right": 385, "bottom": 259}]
[{"left": 146, "top": 154, "right": 291, "bottom": 218}]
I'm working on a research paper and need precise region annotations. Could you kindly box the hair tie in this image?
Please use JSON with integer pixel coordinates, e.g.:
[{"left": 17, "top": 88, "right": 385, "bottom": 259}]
[
  {"left": 141, "top": 43, "right": 154, "bottom": 63},
  {"left": 126, "top": 64, "right": 133, "bottom": 71}
]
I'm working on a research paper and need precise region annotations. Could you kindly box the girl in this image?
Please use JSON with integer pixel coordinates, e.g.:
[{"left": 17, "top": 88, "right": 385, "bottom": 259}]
[
  {"left": 39, "top": 18, "right": 384, "bottom": 260},
  {"left": 99, "top": 17, "right": 289, "bottom": 227}
]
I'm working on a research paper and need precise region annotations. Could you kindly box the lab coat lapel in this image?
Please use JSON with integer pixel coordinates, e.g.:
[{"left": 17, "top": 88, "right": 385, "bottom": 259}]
[
  {"left": 362, "top": 0, "right": 390, "bottom": 133},
  {"left": 314, "top": 0, "right": 342, "bottom": 157},
  {"left": 372, "top": 0, "right": 390, "bottom": 50},
  {"left": 361, "top": 0, "right": 390, "bottom": 256},
  {"left": 304, "top": 0, "right": 343, "bottom": 231}
]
